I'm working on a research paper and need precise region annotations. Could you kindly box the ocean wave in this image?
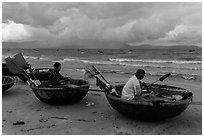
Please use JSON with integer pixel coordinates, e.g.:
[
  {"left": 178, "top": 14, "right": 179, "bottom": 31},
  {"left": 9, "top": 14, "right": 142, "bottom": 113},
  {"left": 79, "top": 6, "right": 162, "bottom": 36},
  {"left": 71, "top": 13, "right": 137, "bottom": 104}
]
[
  {"left": 62, "top": 58, "right": 201, "bottom": 71},
  {"left": 78, "top": 60, "right": 202, "bottom": 70},
  {"left": 24, "top": 56, "right": 39, "bottom": 60},
  {"left": 73, "top": 68, "right": 200, "bottom": 81},
  {"left": 109, "top": 58, "right": 202, "bottom": 64},
  {"left": 14, "top": 55, "right": 201, "bottom": 71}
]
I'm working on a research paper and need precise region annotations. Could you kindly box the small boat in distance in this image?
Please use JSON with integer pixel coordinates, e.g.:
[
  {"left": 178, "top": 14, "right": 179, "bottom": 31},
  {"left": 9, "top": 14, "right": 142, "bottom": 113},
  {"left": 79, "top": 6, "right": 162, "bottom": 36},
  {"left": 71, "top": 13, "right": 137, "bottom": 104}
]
[
  {"left": 98, "top": 50, "right": 104, "bottom": 53},
  {"left": 188, "top": 49, "right": 195, "bottom": 52},
  {"left": 128, "top": 49, "right": 133, "bottom": 54},
  {"left": 80, "top": 50, "right": 85, "bottom": 54}
]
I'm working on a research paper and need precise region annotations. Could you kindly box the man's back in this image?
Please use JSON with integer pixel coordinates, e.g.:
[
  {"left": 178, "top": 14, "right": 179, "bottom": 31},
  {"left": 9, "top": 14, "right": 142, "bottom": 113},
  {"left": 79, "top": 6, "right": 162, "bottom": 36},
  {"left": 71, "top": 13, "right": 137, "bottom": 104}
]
[
  {"left": 49, "top": 70, "right": 64, "bottom": 85},
  {"left": 121, "top": 75, "right": 141, "bottom": 100}
]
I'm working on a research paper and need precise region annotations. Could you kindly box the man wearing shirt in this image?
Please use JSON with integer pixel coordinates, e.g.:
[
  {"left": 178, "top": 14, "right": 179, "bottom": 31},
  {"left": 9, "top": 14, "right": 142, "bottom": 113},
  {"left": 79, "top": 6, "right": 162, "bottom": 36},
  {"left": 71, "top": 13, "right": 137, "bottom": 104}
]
[
  {"left": 121, "top": 69, "right": 145, "bottom": 100},
  {"left": 49, "top": 62, "right": 71, "bottom": 85}
]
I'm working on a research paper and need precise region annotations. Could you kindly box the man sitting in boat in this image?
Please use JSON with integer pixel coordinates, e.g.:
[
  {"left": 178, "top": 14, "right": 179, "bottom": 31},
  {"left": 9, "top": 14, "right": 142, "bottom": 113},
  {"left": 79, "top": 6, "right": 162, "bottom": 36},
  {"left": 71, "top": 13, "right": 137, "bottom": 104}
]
[
  {"left": 49, "top": 62, "right": 72, "bottom": 85},
  {"left": 121, "top": 69, "right": 146, "bottom": 100}
]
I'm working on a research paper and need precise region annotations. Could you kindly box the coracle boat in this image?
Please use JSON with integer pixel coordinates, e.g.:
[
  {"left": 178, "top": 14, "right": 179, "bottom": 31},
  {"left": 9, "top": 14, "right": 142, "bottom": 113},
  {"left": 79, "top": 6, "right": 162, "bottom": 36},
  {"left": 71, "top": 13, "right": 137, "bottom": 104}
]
[
  {"left": 18, "top": 68, "right": 54, "bottom": 82},
  {"left": 2, "top": 76, "right": 15, "bottom": 92},
  {"left": 2, "top": 63, "right": 15, "bottom": 76},
  {"left": 104, "top": 83, "right": 193, "bottom": 121},
  {"left": 30, "top": 79, "right": 90, "bottom": 105}
]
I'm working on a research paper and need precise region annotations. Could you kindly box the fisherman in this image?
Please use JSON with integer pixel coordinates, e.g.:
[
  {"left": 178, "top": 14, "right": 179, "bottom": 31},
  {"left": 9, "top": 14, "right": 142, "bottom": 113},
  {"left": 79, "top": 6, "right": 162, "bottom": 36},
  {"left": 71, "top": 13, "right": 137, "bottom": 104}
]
[
  {"left": 49, "top": 62, "right": 72, "bottom": 85},
  {"left": 121, "top": 69, "right": 147, "bottom": 100}
]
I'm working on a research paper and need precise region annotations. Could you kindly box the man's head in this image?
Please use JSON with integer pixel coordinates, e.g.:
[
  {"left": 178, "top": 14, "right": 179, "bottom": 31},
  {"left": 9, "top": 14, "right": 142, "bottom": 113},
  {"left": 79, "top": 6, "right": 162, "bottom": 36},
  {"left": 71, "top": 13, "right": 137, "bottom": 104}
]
[
  {"left": 53, "top": 62, "right": 61, "bottom": 72},
  {"left": 135, "top": 69, "right": 145, "bottom": 80}
]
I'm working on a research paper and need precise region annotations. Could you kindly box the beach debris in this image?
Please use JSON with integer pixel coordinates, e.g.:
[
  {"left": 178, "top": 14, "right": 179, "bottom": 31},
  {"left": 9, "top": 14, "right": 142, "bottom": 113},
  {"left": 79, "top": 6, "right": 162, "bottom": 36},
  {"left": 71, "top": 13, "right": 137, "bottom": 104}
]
[
  {"left": 182, "top": 76, "right": 196, "bottom": 80},
  {"left": 7, "top": 110, "right": 13, "bottom": 113},
  {"left": 49, "top": 117, "right": 69, "bottom": 120},
  {"left": 85, "top": 101, "right": 95, "bottom": 107},
  {"left": 116, "top": 131, "right": 131, "bottom": 135},
  {"left": 73, "top": 118, "right": 94, "bottom": 122},
  {"left": 92, "top": 111, "right": 97, "bottom": 114},
  {"left": 39, "top": 118, "right": 48, "bottom": 123},
  {"left": 13, "top": 120, "right": 25, "bottom": 125},
  {"left": 20, "top": 124, "right": 56, "bottom": 132},
  {"left": 112, "top": 122, "right": 119, "bottom": 129}
]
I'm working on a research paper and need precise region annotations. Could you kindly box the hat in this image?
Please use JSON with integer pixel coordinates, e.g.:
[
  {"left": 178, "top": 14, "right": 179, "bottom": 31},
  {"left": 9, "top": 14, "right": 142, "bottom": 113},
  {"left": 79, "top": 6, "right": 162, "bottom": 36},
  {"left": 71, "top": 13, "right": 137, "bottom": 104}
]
[{"left": 136, "top": 69, "right": 145, "bottom": 76}]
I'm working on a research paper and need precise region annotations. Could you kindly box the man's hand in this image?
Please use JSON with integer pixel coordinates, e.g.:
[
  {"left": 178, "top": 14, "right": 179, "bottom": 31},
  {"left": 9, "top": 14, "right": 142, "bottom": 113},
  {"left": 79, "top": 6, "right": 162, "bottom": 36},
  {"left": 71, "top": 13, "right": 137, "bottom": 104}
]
[
  {"left": 141, "top": 82, "right": 149, "bottom": 90},
  {"left": 60, "top": 77, "right": 72, "bottom": 83}
]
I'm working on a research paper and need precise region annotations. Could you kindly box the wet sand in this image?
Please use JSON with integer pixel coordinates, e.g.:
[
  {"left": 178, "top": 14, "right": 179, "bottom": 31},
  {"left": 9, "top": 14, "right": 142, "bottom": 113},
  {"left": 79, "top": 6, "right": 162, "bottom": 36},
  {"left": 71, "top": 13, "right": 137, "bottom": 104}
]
[{"left": 2, "top": 69, "right": 202, "bottom": 135}]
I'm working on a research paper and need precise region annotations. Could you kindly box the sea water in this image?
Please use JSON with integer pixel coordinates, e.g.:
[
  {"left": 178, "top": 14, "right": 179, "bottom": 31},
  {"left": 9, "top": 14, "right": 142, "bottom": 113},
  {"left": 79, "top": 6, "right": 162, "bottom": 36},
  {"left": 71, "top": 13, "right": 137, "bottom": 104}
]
[{"left": 2, "top": 48, "right": 202, "bottom": 82}]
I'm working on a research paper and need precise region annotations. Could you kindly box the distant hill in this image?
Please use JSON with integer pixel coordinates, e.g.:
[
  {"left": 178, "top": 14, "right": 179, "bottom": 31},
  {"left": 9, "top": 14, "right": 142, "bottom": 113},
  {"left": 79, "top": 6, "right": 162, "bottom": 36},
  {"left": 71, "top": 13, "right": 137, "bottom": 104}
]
[
  {"left": 2, "top": 41, "right": 41, "bottom": 49},
  {"left": 2, "top": 41, "right": 201, "bottom": 50}
]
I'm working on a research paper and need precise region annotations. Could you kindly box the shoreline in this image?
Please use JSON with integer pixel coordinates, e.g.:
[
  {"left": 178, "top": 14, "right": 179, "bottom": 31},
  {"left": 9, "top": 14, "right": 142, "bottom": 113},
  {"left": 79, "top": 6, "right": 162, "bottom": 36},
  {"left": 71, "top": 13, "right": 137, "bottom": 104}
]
[{"left": 2, "top": 70, "right": 202, "bottom": 135}]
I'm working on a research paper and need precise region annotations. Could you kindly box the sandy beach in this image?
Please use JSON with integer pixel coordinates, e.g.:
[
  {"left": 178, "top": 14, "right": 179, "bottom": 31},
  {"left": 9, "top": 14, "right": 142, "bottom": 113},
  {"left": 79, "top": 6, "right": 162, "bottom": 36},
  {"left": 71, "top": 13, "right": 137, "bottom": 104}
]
[
  {"left": 2, "top": 2, "right": 202, "bottom": 135},
  {"left": 2, "top": 69, "right": 202, "bottom": 135}
]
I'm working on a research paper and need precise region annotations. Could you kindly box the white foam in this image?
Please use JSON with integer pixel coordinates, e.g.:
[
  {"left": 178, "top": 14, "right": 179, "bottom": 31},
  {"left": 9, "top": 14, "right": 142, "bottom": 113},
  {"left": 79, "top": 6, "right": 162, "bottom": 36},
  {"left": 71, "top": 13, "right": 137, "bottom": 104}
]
[{"left": 109, "top": 58, "right": 202, "bottom": 64}]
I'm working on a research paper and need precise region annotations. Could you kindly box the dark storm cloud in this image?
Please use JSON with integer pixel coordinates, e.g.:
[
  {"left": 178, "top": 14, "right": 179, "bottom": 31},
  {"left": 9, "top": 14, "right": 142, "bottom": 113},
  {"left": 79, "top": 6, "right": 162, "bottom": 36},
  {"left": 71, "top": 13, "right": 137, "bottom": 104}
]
[{"left": 2, "top": 2, "right": 202, "bottom": 48}]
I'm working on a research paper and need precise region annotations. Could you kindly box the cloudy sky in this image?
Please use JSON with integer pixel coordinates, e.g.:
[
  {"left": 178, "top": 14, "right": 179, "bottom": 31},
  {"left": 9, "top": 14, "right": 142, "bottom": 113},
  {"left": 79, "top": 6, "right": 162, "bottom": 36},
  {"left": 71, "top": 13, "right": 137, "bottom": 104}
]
[{"left": 2, "top": 2, "right": 202, "bottom": 48}]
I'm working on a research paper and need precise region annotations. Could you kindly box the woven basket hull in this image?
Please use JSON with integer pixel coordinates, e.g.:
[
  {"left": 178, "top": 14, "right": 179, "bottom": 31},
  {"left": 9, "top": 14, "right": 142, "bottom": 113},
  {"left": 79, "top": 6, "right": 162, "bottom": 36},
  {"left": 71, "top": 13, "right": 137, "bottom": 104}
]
[
  {"left": 105, "top": 84, "right": 192, "bottom": 121},
  {"left": 31, "top": 79, "right": 89, "bottom": 105},
  {"left": 2, "top": 63, "right": 15, "bottom": 76},
  {"left": 2, "top": 76, "right": 15, "bottom": 92}
]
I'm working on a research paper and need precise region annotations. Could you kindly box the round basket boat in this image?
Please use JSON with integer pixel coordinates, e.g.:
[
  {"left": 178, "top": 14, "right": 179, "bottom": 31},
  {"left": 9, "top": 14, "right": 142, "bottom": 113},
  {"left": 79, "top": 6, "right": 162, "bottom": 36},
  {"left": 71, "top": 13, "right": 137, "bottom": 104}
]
[
  {"left": 104, "top": 83, "right": 193, "bottom": 121},
  {"left": 2, "top": 63, "right": 15, "bottom": 76},
  {"left": 2, "top": 76, "right": 15, "bottom": 92},
  {"left": 18, "top": 68, "right": 53, "bottom": 82},
  {"left": 30, "top": 79, "right": 90, "bottom": 105}
]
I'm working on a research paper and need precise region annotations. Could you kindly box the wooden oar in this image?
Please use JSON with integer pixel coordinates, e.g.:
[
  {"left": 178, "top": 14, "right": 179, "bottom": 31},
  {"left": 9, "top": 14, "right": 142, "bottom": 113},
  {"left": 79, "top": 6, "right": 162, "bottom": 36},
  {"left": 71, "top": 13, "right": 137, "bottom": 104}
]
[
  {"left": 148, "top": 73, "right": 171, "bottom": 86},
  {"left": 92, "top": 66, "right": 110, "bottom": 84},
  {"left": 89, "top": 88, "right": 106, "bottom": 92}
]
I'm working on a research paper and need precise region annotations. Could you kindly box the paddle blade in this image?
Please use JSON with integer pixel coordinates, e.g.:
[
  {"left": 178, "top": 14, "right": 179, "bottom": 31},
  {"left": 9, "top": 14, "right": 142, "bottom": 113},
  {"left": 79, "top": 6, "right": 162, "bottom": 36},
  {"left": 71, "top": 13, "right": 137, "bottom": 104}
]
[
  {"left": 159, "top": 73, "right": 171, "bottom": 81},
  {"left": 4, "top": 57, "right": 23, "bottom": 74},
  {"left": 83, "top": 65, "right": 99, "bottom": 80},
  {"left": 13, "top": 53, "right": 29, "bottom": 69}
]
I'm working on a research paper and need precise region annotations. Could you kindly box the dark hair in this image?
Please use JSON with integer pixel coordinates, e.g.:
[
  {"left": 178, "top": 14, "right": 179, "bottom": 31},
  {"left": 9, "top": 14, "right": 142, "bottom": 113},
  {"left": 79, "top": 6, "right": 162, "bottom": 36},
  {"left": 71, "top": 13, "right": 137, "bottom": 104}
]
[
  {"left": 136, "top": 69, "right": 145, "bottom": 76},
  {"left": 53, "top": 62, "right": 61, "bottom": 69}
]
